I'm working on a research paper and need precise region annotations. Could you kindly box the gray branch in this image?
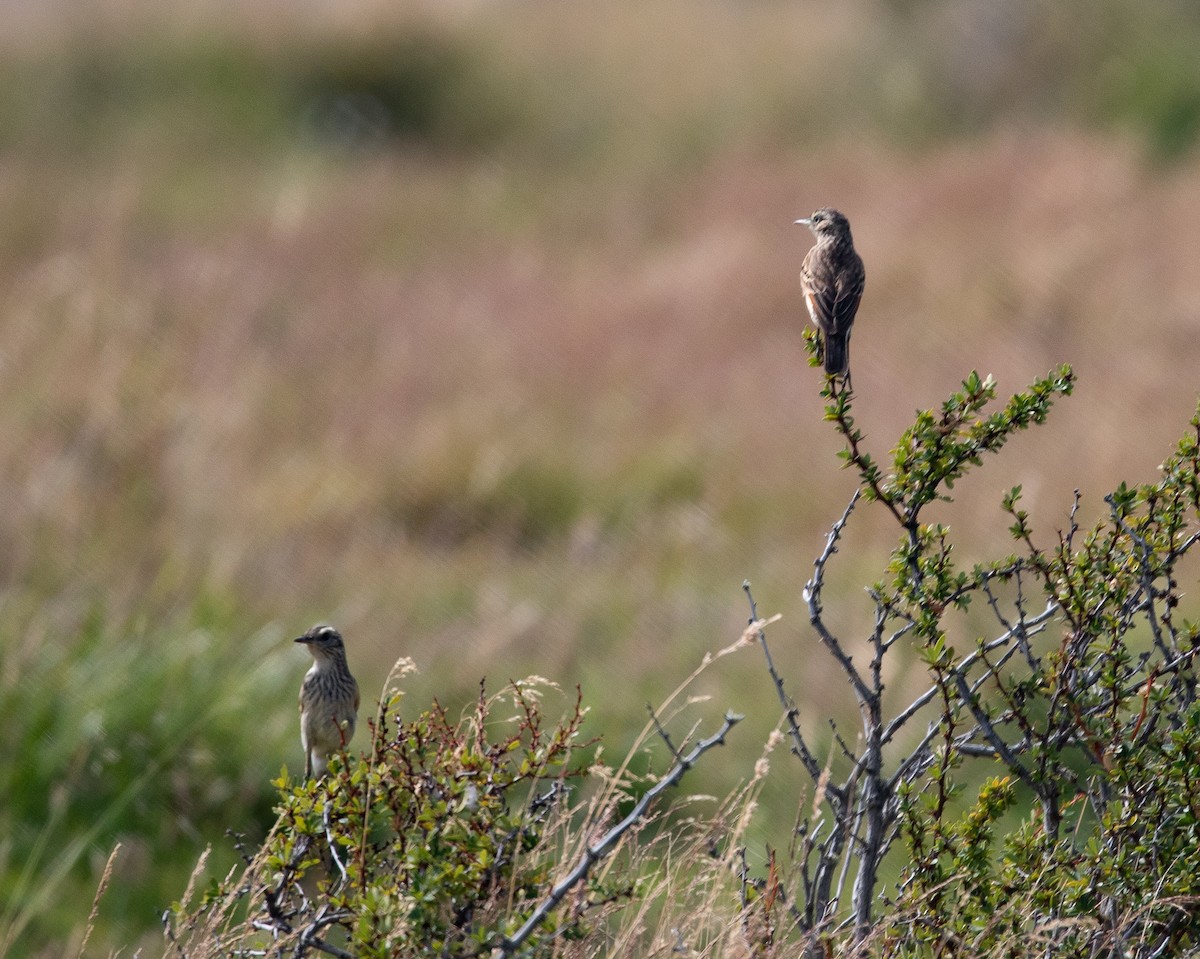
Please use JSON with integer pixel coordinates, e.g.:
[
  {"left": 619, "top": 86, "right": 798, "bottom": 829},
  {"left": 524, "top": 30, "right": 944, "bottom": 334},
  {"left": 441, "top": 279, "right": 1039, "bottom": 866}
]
[{"left": 495, "top": 711, "right": 742, "bottom": 956}]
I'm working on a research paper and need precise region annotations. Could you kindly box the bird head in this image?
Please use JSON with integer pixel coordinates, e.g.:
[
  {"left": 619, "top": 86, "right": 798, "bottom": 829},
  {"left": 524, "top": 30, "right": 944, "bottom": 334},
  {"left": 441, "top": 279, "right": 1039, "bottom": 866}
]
[
  {"left": 295, "top": 624, "right": 346, "bottom": 660},
  {"left": 795, "top": 208, "right": 852, "bottom": 241}
]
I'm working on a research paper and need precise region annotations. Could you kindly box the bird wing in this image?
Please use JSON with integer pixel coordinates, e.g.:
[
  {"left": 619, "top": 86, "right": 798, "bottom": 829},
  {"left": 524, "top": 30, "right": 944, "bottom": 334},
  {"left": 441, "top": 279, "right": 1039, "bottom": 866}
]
[
  {"left": 802, "top": 250, "right": 864, "bottom": 336},
  {"left": 831, "top": 267, "right": 864, "bottom": 335}
]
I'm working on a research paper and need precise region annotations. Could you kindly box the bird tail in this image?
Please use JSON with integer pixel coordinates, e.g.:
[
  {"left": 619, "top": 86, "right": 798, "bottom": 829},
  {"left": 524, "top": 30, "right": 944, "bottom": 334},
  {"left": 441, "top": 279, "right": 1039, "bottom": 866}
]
[{"left": 823, "top": 333, "right": 849, "bottom": 375}]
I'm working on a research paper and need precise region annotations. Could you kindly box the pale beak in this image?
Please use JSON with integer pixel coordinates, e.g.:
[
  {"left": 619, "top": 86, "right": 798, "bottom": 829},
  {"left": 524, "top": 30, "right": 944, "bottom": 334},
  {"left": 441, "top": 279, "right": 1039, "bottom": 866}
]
[{"left": 794, "top": 218, "right": 811, "bottom": 226}]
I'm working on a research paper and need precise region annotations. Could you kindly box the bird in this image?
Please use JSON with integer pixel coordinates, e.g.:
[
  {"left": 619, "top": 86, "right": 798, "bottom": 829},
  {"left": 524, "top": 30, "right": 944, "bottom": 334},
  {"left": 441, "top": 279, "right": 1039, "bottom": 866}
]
[
  {"left": 295, "top": 624, "right": 360, "bottom": 779},
  {"left": 795, "top": 208, "right": 865, "bottom": 378}
]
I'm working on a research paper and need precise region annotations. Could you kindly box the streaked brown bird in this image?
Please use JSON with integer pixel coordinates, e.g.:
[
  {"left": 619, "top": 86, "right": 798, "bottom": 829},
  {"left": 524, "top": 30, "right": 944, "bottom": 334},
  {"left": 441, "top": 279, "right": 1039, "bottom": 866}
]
[
  {"left": 796, "top": 208, "right": 865, "bottom": 377},
  {"left": 296, "top": 624, "right": 360, "bottom": 779}
]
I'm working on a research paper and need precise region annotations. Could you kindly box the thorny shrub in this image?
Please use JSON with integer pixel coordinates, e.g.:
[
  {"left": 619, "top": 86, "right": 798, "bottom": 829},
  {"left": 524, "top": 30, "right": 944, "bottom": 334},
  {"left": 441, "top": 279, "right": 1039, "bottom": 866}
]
[
  {"left": 746, "top": 347, "right": 1200, "bottom": 957},
  {"left": 165, "top": 678, "right": 624, "bottom": 958}
]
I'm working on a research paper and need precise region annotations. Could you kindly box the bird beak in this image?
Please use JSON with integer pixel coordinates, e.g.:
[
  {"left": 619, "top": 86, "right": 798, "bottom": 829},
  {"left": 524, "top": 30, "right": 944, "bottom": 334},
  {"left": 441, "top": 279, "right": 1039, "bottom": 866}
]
[
  {"left": 294, "top": 636, "right": 311, "bottom": 644},
  {"left": 795, "top": 218, "right": 811, "bottom": 226}
]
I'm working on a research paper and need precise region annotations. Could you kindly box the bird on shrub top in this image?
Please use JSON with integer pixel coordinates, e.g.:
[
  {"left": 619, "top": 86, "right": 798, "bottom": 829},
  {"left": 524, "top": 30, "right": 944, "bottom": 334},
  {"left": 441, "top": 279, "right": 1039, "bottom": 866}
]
[
  {"left": 295, "top": 624, "right": 360, "bottom": 779},
  {"left": 796, "top": 208, "right": 865, "bottom": 379}
]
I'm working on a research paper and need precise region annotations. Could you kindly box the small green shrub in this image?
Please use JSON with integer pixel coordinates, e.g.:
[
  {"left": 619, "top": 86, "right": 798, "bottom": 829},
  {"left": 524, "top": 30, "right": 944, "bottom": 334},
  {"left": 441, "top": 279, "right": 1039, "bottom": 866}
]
[
  {"left": 167, "top": 674, "right": 722, "bottom": 957},
  {"left": 285, "top": 33, "right": 522, "bottom": 152},
  {"left": 0, "top": 603, "right": 292, "bottom": 954}
]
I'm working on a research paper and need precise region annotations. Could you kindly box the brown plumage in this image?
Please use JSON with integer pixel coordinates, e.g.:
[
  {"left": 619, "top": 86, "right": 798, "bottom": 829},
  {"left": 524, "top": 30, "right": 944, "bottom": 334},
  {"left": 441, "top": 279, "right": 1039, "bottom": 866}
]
[
  {"left": 796, "top": 208, "right": 865, "bottom": 377},
  {"left": 295, "top": 624, "right": 360, "bottom": 779}
]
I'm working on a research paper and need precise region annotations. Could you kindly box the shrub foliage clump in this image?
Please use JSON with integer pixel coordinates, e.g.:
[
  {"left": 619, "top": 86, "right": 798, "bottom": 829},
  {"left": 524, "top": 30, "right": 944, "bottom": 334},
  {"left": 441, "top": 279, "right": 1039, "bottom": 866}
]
[
  {"left": 168, "top": 680, "right": 597, "bottom": 957},
  {"left": 165, "top": 674, "right": 742, "bottom": 958}
]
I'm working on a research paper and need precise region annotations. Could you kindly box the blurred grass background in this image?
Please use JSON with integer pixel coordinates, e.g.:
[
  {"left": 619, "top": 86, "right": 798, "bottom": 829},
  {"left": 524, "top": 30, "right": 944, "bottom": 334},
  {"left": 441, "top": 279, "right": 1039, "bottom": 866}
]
[{"left": 3, "top": 0, "right": 1200, "bottom": 954}]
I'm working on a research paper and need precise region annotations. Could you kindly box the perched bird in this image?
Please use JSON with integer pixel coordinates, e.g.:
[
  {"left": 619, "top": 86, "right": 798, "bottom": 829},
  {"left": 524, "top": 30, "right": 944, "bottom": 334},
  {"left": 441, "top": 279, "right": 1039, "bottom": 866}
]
[
  {"left": 295, "top": 624, "right": 360, "bottom": 779},
  {"left": 796, "top": 208, "right": 866, "bottom": 377}
]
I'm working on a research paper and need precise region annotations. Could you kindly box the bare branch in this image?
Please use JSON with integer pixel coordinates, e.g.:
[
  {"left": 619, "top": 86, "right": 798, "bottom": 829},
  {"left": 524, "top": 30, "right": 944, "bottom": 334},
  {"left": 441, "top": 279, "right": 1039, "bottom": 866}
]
[
  {"left": 804, "top": 491, "right": 872, "bottom": 705},
  {"left": 496, "top": 712, "right": 742, "bottom": 955}
]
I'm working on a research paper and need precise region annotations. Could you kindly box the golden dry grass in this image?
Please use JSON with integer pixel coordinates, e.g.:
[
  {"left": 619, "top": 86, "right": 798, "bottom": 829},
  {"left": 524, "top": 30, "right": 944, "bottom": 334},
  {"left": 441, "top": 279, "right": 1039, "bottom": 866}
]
[{"left": 6, "top": 126, "right": 1198, "bottom": 712}]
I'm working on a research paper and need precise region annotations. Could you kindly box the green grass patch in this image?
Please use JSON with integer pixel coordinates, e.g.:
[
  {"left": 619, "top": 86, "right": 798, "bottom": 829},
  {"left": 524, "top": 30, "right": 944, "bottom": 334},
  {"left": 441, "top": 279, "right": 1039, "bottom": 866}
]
[{"left": 0, "top": 597, "right": 295, "bottom": 954}]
